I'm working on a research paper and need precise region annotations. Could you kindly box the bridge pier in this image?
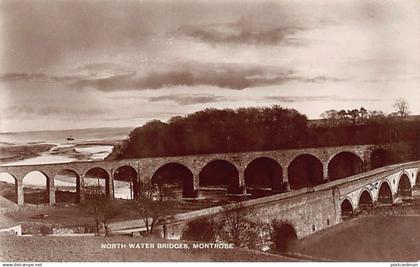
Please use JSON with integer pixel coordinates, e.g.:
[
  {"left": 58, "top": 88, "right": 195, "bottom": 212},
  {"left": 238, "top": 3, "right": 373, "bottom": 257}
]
[
  {"left": 189, "top": 174, "right": 200, "bottom": 198},
  {"left": 132, "top": 171, "right": 141, "bottom": 199},
  {"left": 281, "top": 167, "right": 290, "bottom": 192},
  {"left": 332, "top": 187, "right": 341, "bottom": 224},
  {"left": 47, "top": 178, "right": 56, "bottom": 205},
  {"left": 238, "top": 172, "right": 248, "bottom": 195},
  {"left": 363, "top": 151, "right": 371, "bottom": 171},
  {"left": 76, "top": 175, "right": 85, "bottom": 203},
  {"left": 322, "top": 163, "right": 329, "bottom": 182},
  {"left": 15, "top": 179, "right": 24, "bottom": 206},
  {"left": 106, "top": 174, "right": 114, "bottom": 199}
]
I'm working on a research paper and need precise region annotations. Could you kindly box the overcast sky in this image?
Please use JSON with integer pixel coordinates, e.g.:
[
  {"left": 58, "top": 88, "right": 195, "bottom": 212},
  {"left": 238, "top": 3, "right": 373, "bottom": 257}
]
[{"left": 0, "top": 0, "right": 419, "bottom": 132}]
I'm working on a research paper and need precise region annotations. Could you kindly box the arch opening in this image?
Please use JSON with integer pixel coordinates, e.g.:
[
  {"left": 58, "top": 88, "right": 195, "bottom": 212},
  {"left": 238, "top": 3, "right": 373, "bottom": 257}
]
[
  {"left": 287, "top": 154, "right": 323, "bottom": 190},
  {"left": 54, "top": 170, "right": 79, "bottom": 204},
  {"left": 84, "top": 167, "right": 110, "bottom": 199},
  {"left": 359, "top": 190, "right": 373, "bottom": 211},
  {"left": 22, "top": 171, "right": 49, "bottom": 204},
  {"left": 0, "top": 172, "right": 17, "bottom": 204},
  {"left": 397, "top": 173, "right": 412, "bottom": 198},
  {"left": 114, "top": 166, "right": 138, "bottom": 200},
  {"left": 199, "top": 160, "right": 240, "bottom": 194},
  {"left": 415, "top": 171, "right": 420, "bottom": 189},
  {"left": 244, "top": 157, "right": 283, "bottom": 196},
  {"left": 328, "top": 152, "right": 363, "bottom": 180},
  {"left": 370, "top": 149, "right": 392, "bottom": 169},
  {"left": 152, "top": 163, "right": 195, "bottom": 198},
  {"left": 271, "top": 223, "right": 298, "bottom": 252},
  {"left": 377, "top": 182, "right": 393, "bottom": 205},
  {"left": 341, "top": 199, "right": 354, "bottom": 218}
]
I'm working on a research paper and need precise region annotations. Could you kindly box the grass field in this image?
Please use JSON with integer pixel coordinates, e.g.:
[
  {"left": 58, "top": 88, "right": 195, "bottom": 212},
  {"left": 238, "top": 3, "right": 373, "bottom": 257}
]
[{"left": 288, "top": 215, "right": 420, "bottom": 261}]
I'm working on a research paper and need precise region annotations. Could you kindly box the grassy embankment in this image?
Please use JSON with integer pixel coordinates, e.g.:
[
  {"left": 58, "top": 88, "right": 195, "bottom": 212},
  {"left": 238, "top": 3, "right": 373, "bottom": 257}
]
[{"left": 284, "top": 198, "right": 420, "bottom": 261}]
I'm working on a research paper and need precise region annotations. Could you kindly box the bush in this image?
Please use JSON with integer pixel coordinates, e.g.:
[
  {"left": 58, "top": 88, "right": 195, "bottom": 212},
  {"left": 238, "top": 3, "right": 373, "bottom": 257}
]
[
  {"left": 40, "top": 225, "right": 53, "bottom": 236},
  {"left": 181, "top": 218, "right": 217, "bottom": 242}
]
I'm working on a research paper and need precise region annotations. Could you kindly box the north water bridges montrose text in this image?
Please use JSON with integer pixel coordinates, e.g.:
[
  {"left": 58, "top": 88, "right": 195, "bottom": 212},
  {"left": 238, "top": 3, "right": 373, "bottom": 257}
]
[{"left": 0, "top": 143, "right": 397, "bottom": 206}]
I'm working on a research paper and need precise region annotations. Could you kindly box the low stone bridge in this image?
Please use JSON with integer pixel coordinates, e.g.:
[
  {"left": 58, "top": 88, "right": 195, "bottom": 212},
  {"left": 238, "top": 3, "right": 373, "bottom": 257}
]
[
  {"left": 0, "top": 143, "right": 392, "bottom": 205},
  {"left": 148, "top": 160, "right": 420, "bottom": 242}
]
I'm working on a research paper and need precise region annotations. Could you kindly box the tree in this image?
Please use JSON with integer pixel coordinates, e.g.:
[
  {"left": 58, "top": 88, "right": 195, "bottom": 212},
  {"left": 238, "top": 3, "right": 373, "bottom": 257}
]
[
  {"left": 393, "top": 98, "right": 410, "bottom": 117},
  {"left": 216, "top": 203, "right": 269, "bottom": 249},
  {"left": 359, "top": 107, "right": 368, "bottom": 123},
  {"left": 113, "top": 105, "right": 309, "bottom": 159},
  {"left": 83, "top": 185, "right": 121, "bottom": 236},
  {"left": 129, "top": 181, "right": 175, "bottom": 236},
  {"left": 368, "top": 110, "right": 386, "bottom": 121},
  {"left": 347, "top": 109, "right": 360, "bottom": 125},
  {"left": 320, "top": 109, "right": 339, "bottom": 127}
]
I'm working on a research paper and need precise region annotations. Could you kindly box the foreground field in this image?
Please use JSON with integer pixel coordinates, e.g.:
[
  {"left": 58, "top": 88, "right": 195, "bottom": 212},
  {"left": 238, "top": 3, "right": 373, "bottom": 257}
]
[
  {"left": 289, "top": 215, "right": 420, "bottom": 261},
  {"left": 0, "top": 236, "right": 291, "bottom": 262}
]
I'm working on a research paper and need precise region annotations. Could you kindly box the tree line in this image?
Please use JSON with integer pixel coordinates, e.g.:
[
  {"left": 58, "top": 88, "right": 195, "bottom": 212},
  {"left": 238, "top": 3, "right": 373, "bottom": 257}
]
[{"left": 110, "top": 100, "right": 419, "bottom": 160}]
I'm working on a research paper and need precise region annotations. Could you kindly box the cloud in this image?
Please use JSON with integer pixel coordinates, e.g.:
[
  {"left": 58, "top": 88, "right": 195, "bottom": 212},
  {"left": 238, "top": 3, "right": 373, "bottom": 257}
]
[
  {"left": 149, "top": 94, "right": 228, "bottom": 105},
  {"left": 302, "top": 76, "right": 347, "bottom": 83},
  {"left": 2, "top": 105, "right": 108, "bottom": 119},
  {"left": 174, "top": 19, "right": 303, "bottom": 46},
  {"left": 0, "top": 64, "right": 346, "bottom": 91},
  {"left": 265, "top": 95, "right": 382, "bottom": 103},
  {"left": 0, "top": 73, "right": 50, "bottom": 83},
  {"left": 66, "top": 62, "right": 297, "bottom": 90},
  {"left": 264, "top": 96, "right": 330, "bottom": 103}
]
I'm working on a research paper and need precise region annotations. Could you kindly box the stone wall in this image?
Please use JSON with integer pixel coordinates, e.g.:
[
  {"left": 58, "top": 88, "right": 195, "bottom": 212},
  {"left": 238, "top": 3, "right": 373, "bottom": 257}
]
[{"left": 162, "top": 187, "right": 339, "bottom": 240}]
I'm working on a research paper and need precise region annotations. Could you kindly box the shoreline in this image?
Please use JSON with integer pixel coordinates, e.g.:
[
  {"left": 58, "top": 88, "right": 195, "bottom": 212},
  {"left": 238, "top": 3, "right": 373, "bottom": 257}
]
[
  {"left": 0, "top": 139, "right": 120, "bottom": 166},
  {"left": 0, "top": 143, "right": 56, "bottom": 164}
]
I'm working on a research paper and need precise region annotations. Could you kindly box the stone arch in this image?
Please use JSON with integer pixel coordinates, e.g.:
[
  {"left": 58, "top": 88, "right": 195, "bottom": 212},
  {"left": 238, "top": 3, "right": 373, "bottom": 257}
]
[
  {"left": 271, "top": 222, "right": 298, "bottom": 252},
  {"left": 244, "top": 157, "right": 283, "bottom": 194},
  {"left": 22, "top": 170, "right": 50, "bottom": 204},
  {"left": 199, "top": 159, "right": 241, "bottom": 194},
  {"left": 341, "top": 198, "right": 354, "bottom": 218},
  {"left": 54, "top": 169, "right": 80, "bottom": 203},
  {"left": 287, "top": 154, "right": 323, "bottom": 190},
  {"left": 114, "top": 165, "right": 139, "bottom": 199},
  {"left": 370, "top": 148, "right": 392, "bottom": 169},
  {"left": 377, "top": 180, "right": 393, "bottom": 205},
  {"left": 328, "top": 151, "right": 364, "bottom": 180},
  {"left": 358, "top": 189, "right": 373, "bottom": 211},
  {"left": 151, "top": 162, "right": 195, "bottom": 198},
  {"left": 397, "top": 172, "right": 412, "bottom": 197},
  {"left": 0, "top": 172, "right": 18, "bottom": 203},
  {"left": 84, "top": 167, "right": 110, "bottom": 198}
]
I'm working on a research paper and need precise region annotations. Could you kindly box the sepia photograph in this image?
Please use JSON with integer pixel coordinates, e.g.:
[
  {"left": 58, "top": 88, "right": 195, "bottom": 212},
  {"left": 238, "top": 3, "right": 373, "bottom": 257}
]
[{"left": 0, "top": 0, "right": 419, "bottom": 264}]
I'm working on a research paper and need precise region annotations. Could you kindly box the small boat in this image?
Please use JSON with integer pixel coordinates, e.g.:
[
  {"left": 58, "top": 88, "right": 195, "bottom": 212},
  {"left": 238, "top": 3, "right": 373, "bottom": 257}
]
[{"left": 67, "top": 136, "right": 74, "bottom": 141}]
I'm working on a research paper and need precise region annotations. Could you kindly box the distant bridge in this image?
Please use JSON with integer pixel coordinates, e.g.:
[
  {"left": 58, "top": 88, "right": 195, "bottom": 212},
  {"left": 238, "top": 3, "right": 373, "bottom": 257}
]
[{"left": 0, "top": 144, "right": 393, "bottom": 205}]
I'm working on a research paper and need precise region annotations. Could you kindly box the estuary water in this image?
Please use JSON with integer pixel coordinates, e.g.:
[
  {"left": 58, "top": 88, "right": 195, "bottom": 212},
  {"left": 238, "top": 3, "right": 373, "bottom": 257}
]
[{"left": 0, "top": 127, "right": 132, "bottom": 199}]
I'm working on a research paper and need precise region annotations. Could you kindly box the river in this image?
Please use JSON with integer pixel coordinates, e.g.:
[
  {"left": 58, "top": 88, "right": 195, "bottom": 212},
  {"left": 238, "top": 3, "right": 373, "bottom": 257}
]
[{"left": 0, "top": 127, "right": 132, "bottom": 199}]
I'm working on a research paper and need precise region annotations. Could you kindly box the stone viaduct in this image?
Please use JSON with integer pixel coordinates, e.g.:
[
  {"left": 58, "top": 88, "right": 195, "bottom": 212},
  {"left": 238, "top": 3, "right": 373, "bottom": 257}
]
[{"left": 0, "top": 144, "right": 391, "bottom": 206}]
